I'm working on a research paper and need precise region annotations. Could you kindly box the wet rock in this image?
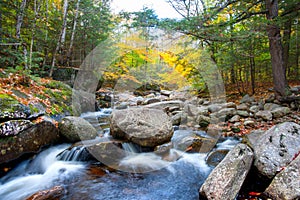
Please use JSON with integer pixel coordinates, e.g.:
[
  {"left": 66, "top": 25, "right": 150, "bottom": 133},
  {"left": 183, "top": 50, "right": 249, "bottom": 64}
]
[
  {"left": 205, "top": 149, "right": 229, "bottom": 167},
  {"left": 0, "top": 120, "right": 34, "bottom": 137},
  {"left": 110, "top": 108, "right": 173, "bottom": 147},
  {"left": 0, "top": 120, "right": 60, "bottom": 164},
  {"left": 255, "top": 110, "right": 272, "bottom": 121},
  {"left": 172, "top": 130, "right": 217, "bottom": 153},
  {"left": 271, "top": 107, "right": 290, "bottom": 118},
  {"left": 26, "top": 186, "right": 65, "bottom": 200},
  {"left": 264, "top": 154, "right": 300, "bottom": 200},
  {"left": 240, "top": 94, "right": 255, "bottom": 104},
  {"left": 199, "top": 144, "right": 253, "bottom": 200},
  {"left": 253, "top": 122, "right": 300, "bottom": 178},
  {"left": 87, "top": 140, "right": 127, "bottom": 168},
  {"left": 58, "top": 116, "right": 98, "bottom": 143}
]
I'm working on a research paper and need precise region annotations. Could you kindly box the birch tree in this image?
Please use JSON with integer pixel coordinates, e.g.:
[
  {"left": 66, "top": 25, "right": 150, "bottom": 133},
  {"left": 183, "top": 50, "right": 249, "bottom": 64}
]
[
  {"left": 49, "top": 0, "right": 69, "bottom": 77},
  {"left": 67, "top": 0, "right": 81, "bottom": 66}
]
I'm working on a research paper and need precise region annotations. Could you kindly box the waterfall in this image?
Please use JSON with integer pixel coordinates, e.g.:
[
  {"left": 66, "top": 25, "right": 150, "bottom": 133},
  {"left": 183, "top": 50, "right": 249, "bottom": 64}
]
[
  {"left": 56, "top": 145, "right": 93, "bottom": 162},
  {"left": 0, "top": 145, "right": 85, "bottom": 200}
]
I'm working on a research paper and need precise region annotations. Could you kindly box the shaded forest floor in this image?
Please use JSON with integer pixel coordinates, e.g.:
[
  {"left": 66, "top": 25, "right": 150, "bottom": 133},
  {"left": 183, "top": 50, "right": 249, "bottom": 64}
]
[{"left": 226, "top": 80, "right": 300, "bottom": 102}]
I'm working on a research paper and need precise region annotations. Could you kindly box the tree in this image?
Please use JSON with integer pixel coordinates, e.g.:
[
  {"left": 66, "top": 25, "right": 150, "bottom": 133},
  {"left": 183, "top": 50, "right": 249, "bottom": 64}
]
[{"left": 265, "top": 0, "right": 290, "bottom": 99}]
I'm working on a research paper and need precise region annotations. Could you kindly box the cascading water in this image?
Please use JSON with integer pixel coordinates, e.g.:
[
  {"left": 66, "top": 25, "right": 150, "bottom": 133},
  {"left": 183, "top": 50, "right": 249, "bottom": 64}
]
[
  {"left": 0, "top": 108, "right": 240, "bottom": 199},
  {"left": 0, "top": 145, "right": 85, "bottom": 200}
]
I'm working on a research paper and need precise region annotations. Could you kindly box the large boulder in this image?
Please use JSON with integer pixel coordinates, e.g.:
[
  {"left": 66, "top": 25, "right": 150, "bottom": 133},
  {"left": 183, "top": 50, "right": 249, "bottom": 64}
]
[
  {"left": 110, "top": 107, "right": 173, "bottom": 147},
  {"left": 253, "top": 122, "right": 300, "bottom": 178},
  {"left": 199, "top": 143, "right": 253, "bottom": 200},
  {"left": 58, "top": 116, "right": 98, "bottom": 143},
  {"left": 264, "top": 154, "right": 300, "bottom": 200},
  {"left": 0, "top": 120, "right": 60, "bottom": 165}
]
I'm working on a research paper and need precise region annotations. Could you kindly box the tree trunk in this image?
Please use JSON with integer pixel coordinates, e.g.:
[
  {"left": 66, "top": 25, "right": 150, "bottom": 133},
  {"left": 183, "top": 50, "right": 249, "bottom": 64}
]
[
  {"left": 265, "top": 0, "right": 289, "bottom": 99},
  {"left": 16, "top": 0, "right": 27, "bottom": 40},
  {"left": 49, "top": 0, "right": 69, "bottom": 77},
  {"left": 67, "top": 0, "right": 81, "bottom": 66},
  {"left": 282, "top": 18, "right": 292, "bottom": 79},
  {"left": 29, "top": 0, "right": 41, "bottom": 69}
]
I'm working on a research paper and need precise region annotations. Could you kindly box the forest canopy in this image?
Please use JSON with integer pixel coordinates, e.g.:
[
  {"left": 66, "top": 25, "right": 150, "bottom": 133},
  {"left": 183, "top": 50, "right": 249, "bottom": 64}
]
[{"left": 0, "top": 0, "right": 299, "bottom": 100}]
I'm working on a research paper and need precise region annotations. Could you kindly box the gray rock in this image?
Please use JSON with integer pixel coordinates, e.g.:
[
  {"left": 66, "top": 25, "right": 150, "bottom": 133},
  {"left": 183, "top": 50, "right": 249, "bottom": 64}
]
[
  {"left": 237, "top": 103, "right": 248, "bottom": 110},
  {"left": 160, "top": 90, "right": 172, "bottom": 97},
  {"left": 264, "top": 103, "right": 281, "bottom": 111},
  {"left": 224, "top": 102, "right": 237, "bottom": 109},
  {"left": 240, "top": 94, "right": 255, "bottom": 104},
  {"left": 143, "top": 98, "right": 161, "bottom": 105},
  {"left": 255, "top": 110, "right": 272, "bottom": 121},
  {"left": 198, "top": 106, "right": 209, "bottom": 116},
  {"left": 199, "top": 144, "right": 253, "bottom": 200},
  {"left": 264, "top": 154, "right": 300, "bottom": 200},
  {"left": 217, "top": 108, "right": 237, "bottom": 118},
  {"left": 207, "top": 104, "right": 223, "bottom": 113},
  {"left": 253, "top": 122, "right": 300, "bottom": 178},
  {"left": 144, "top": 100, "right": 183, "bottom": 111},
  {"left": 244, "top": 120, "right": 256, "bottom": 128},
  {"left": 242, "top": 129, "right": 265, "bottom": 149},
  {"left": 229, "top": 115, "right": 240, "bottom": 123},
  {"left": 237, "top": 110, "right": 249, "bottom": 117},
  {"left": 171, "top": 112, "right": 187, "bottom": 126},
  {"left": 271, "top": 107, "right": 291, "bottom": 118},
  {"left": 197, "top": 115, "right": 211, "bottom": 128},
  {"left": 59, "top": 116, "right": 98, "bottom": 143},
  {"left": 172, "top": 130, "right": 217, "bottom": 153},
  {"left": 183, "top": 104, "right": 200, "bottom": 116},
  {"left": 110, "top": 108, "right": 173, "bottom": 147},
  {"left": 249, "top": 105, "right": 260, "bottom": 113}
]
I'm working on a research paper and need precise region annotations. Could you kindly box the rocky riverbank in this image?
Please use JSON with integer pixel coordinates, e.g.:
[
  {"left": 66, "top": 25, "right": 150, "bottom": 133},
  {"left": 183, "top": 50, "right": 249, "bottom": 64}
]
[{"left": 1, "top": 79, "right": 300, "bottom": 199}]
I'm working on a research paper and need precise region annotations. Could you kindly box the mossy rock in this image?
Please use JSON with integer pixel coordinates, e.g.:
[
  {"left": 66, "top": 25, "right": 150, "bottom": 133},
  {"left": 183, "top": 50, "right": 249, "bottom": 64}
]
[{"left": 0, "top": 94, "right": 31, "bottom": 120}]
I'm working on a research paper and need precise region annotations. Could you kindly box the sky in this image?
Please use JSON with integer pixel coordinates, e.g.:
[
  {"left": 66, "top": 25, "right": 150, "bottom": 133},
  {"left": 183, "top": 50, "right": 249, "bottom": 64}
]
[{"left": 111, "top": 0, "right": 182, "bottom": 19}]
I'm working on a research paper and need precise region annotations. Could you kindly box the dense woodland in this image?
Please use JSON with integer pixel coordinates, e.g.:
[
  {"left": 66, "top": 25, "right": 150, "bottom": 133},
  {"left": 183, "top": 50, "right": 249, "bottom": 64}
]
[{"left": 0, "top": 0, "right": 300, "bottom": 100}]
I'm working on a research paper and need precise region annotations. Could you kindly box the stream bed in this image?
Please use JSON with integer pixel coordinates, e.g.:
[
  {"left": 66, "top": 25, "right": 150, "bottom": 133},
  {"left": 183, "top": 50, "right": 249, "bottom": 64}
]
[{"left": 0, "top": 109, "right": 241, "bottom": 200}]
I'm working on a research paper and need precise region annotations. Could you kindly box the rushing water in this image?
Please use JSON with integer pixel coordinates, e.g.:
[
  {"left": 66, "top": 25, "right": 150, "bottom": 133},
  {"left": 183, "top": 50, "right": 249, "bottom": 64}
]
[
  {"left": 0, "top": 108, "right": 241, "bottom": 199},
  {"left": 0, "top": 145, "right": 85, "bottom": 200}
]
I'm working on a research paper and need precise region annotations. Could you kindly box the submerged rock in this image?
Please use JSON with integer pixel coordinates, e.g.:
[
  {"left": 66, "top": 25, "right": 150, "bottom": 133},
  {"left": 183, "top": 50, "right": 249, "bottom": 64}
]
[
  {"left": 199, "top": 143, "right": 253, "bottom": 200},
  {"left": 110, "top": 107, "right": 173, "bottom": 147},
  {"left": 26, "top": 186, "right": 66, "bottom": 200},
  {"left": 264, "top": 154, "right": 300, "bottom": 200},
  {"left": 253, "top": 122, "right": 300, "bottom": 179},
  {"left": 58, "top": 116, "right": 98, "bottom": 143}
]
